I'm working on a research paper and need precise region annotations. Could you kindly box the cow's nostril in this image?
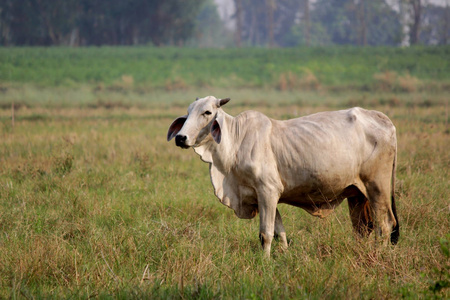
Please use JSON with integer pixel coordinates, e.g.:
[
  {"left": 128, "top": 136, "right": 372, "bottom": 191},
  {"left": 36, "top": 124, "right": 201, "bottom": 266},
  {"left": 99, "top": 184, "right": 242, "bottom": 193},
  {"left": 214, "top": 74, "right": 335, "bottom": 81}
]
[
  {"left": 176, "top": 135, "right": 186, "bottom": 142},
  {"left": 175, "top": 135, "right": 188, "bottom": 147}
]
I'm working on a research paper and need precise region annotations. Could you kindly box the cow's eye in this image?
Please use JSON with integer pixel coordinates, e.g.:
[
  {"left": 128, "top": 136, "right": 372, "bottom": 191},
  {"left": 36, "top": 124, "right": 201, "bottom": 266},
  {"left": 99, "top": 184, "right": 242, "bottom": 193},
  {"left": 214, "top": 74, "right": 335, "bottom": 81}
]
[{"left": 204, "top": 111, "right": 212, "bottom": 115}]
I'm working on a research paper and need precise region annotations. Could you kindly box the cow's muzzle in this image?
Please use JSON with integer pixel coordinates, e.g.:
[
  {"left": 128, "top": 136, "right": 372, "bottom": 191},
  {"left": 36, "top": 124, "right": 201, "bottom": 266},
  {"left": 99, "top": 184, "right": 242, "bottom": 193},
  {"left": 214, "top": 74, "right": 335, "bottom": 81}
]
[{"left": 175, "top": 135, "right": 190, "bottom": 149}]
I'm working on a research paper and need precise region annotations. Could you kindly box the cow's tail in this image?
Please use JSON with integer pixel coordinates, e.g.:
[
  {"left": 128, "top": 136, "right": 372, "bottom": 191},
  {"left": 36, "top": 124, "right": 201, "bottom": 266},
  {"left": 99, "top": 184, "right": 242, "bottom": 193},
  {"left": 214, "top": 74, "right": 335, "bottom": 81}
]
[{"left": 390, "top": 142, "right": 400, "bottom": 245}]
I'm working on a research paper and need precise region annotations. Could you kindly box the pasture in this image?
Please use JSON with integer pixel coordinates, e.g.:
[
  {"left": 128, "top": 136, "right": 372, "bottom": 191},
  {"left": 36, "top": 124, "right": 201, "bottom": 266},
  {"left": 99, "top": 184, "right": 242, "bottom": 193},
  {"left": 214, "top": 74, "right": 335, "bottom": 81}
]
[{"left": 0, "top": 47, "right": 449, "bottom": 298}]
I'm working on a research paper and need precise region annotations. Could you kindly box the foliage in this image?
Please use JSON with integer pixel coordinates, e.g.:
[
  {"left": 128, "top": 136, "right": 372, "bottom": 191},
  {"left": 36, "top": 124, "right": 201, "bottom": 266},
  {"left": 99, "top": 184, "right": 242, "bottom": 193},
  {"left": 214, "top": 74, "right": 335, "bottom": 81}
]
[
  {"left": 1, "top": 0, "right": 448, "bottom": 46},
  {"left": 235, "top": 0, "right": 404, "bottom": 46},
  {"left": 420, "top": 4, "right": 450, "bottom": 46},
  {"left": 0, "top": 0, "right": 206, "bottom": 46},
  {"left": 312, "top": 0, "right": 402, "bottom": 46},
  {"left": 282, "top": 21, "right": 332, "bottom": 47}
]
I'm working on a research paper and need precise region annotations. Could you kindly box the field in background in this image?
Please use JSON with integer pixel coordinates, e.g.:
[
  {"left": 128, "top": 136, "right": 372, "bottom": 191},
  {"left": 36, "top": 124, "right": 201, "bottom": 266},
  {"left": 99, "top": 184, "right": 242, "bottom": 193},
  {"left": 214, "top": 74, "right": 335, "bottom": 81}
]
[
  {"left": 0, "top": 47, "right": 449, "bottom": 298},
  {"left": 1, "top": 46, "right": 449, "bottom": 92}
]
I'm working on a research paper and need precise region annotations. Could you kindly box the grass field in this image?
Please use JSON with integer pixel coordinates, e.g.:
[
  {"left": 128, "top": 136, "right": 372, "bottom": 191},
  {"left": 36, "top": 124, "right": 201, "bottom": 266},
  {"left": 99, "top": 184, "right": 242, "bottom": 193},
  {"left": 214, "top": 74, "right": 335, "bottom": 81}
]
[
  {"left": 0, "top": 47, "right": 449, "bottom": 298},
  {"left": 1, "top": 46, "right": 449, "bottom": 90}
]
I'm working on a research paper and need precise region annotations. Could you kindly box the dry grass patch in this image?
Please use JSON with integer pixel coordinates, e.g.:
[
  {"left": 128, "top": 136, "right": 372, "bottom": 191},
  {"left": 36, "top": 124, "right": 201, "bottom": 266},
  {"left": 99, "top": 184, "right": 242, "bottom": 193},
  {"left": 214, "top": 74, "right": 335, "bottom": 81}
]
[
  {"left": 373, "top": 71, "right": 422, "bottom": 92},
  {"left": 277, "top": 70, "right": 320, "bottom": 91}
]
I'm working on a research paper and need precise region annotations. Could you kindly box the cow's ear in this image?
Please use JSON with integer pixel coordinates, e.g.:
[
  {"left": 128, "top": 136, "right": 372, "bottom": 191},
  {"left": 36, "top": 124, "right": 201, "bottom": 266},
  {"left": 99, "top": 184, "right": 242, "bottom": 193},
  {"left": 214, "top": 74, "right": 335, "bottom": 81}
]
[
  {"left": 167, "top": 116, "right": 187, "bottom": 141},
  {"left": 218, "top": 98, "right": 230, "bottom": 107},
  {"left": 211, "top": 120, "right": 222, "bottom": 144}
]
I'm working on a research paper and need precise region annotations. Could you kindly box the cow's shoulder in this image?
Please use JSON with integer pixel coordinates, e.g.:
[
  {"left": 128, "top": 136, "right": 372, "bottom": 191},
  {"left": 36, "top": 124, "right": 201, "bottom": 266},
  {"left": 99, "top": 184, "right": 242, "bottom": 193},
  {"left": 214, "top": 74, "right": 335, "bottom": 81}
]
[{"left": 236, "top": 110, "right": 272, "bottom": 126}]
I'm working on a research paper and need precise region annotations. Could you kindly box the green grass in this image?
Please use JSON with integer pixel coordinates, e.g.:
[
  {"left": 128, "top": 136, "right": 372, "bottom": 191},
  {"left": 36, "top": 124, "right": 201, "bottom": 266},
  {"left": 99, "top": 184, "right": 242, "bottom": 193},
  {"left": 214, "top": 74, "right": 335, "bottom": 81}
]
[
  {"left": 1, "top": 46, "right": 449, "bottom": 89},
  {"left": 0, "top": 90, "right": 448, "bottom": 298}
]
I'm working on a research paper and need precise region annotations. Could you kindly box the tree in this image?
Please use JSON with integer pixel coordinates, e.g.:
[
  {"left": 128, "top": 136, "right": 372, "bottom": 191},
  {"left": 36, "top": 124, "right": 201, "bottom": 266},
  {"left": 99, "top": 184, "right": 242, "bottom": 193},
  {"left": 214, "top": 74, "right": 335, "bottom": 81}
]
[
  {"left": 409, "top": 0, "right": 422, "bottom": 44},
  {"left": 0, "top": 0, "right": 206, "bottom": 46},
  {"left": 304, "top": 0, "right": 310, "bottom": 46},
  {"left": 233, "top": 0, "right": 243, "bottom": 47},
  {"left": 230, "top": 0, "right": 301, "bottom": 46},
  {"left": 420, "top": 2, "right": 450, "bottom": 45},
  {"left": 356, "top": 0, "right": 367, "bottom": 46},
  {"left": 312, "top": 0, "right": 358, "bottom": 45},
  {"left": 0, "top": 0, "right": 59, "bottom": 45},
  {"left": 282, "top": 21, "right": 331, "bottom": 46},
  {"left": 445, "top": 1, "right": 450, "bottom": 44},
  {"left": 312, "top": 0, "right": 401, "bottom": 46},
  {"left": 191, "top": 0, "right": 233, "bottom": 47},
  {"left": 365, "top": 0, "right": 402, "bottom": 46},
  {"left": 267, "top": 0, "right": 275, "bottom": 47}
]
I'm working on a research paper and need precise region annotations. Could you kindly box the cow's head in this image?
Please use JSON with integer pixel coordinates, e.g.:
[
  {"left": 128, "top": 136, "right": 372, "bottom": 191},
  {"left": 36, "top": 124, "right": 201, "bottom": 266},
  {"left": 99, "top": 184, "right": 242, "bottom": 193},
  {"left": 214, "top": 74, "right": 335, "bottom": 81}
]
[{"left": 167, "top": 96, "right": 230, "bottom": 148}]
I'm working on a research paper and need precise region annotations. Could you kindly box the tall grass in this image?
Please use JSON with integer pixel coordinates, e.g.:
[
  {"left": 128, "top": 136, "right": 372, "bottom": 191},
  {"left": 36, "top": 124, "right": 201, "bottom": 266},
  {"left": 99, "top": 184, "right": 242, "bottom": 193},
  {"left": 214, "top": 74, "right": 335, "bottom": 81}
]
[{"left": 0, "top": 90, "right": 448, "bottom": 298}]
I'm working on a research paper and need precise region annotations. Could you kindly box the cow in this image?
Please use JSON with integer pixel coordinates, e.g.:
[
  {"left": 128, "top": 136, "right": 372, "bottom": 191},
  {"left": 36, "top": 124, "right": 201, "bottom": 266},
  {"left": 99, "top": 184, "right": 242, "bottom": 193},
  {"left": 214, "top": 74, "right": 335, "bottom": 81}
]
[{"left": 167, "top": 96, "right": 399, "bottom": 257}]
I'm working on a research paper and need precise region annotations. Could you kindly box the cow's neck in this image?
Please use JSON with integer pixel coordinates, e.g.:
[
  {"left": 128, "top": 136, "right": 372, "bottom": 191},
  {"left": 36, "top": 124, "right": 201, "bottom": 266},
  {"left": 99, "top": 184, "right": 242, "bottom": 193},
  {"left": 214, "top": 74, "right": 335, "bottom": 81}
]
[
  {"left": 214, "top": 111, "right": 240, "bottom": 173},
  {"left": 194, "top": 111, "right": 240, "bottom": 174}
]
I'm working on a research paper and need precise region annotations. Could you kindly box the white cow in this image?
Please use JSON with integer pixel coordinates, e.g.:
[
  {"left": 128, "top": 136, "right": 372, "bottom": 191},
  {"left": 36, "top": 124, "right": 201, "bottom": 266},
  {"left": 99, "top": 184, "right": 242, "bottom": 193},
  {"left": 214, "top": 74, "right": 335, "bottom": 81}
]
[{"left": 168, "top": 96, "right": 399, "bottom": 257}]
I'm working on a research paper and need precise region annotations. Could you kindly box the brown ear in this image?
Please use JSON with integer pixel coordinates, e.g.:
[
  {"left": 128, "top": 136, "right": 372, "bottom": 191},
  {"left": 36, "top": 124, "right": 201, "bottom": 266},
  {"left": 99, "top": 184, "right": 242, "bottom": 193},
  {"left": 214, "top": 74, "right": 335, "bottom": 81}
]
[
  {"left": 218, "top": 98, "right": 230, "bottom": 107},
  {"left": 167, "top": 116, "right": 187, "bottom": 141},
  {"left": 210, "top": 120, "right": 222, "bottom": 144}
]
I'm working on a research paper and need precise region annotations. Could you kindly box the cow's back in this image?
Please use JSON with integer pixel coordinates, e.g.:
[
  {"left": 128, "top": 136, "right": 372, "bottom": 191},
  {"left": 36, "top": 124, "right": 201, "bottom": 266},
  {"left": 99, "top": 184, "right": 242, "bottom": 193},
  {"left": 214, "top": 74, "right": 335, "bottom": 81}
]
[{"left": 269, "top": 107, "right": 396, "bottom": 201}]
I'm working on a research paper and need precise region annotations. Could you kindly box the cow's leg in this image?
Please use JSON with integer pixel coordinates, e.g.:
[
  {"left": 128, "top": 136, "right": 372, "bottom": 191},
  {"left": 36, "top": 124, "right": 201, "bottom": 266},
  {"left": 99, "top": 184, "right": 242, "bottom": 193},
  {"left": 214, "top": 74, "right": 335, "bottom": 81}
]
[
  {"left": 366, "top": 178, "right": 397, "bottom": 245},
  {"left": 274, "top": 208, "right": 288, "bottom": 250},
  {"left": 257, "top": 191, "right": 278, "bottom": 258},
  {"left": 347, "top": 194, "right": 374, "bottom": 237}
]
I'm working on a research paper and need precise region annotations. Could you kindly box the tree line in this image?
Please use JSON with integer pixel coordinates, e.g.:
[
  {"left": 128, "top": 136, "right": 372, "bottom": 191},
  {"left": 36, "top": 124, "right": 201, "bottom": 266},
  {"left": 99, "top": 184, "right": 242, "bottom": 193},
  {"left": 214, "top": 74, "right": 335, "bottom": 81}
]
[
  {"left": 0, "top": 0, "right": 204, "bottom": 46},
  {"left": 233, "top": 0, "right": 449, "bottom": 47},
  {"left": 0, "top": 0, "right": 448, "bottom": 47}
]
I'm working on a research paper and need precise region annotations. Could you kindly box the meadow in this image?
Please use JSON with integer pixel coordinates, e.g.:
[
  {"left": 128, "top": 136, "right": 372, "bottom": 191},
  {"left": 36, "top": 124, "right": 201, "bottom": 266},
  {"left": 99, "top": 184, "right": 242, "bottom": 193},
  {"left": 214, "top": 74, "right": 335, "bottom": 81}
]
[
  {"left": 1, "top": 46, "right": 449, "bottom": 90},
  {"left": 0, "top": 47, "right": 449, "bottom": 299}
]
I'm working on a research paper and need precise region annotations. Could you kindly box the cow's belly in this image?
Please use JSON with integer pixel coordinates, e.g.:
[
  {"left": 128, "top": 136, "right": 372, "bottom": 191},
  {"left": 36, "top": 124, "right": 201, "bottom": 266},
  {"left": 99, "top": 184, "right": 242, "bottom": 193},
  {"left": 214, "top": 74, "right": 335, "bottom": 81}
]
[
  {"left": 279, "top": 182, "right": 361, "bottom": 218},
  {"left": 279, "top": 182, "right": 360, "bottom": 204},
  {"left": 278, "top": 164, "right": 361, "bottom": 204}
]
